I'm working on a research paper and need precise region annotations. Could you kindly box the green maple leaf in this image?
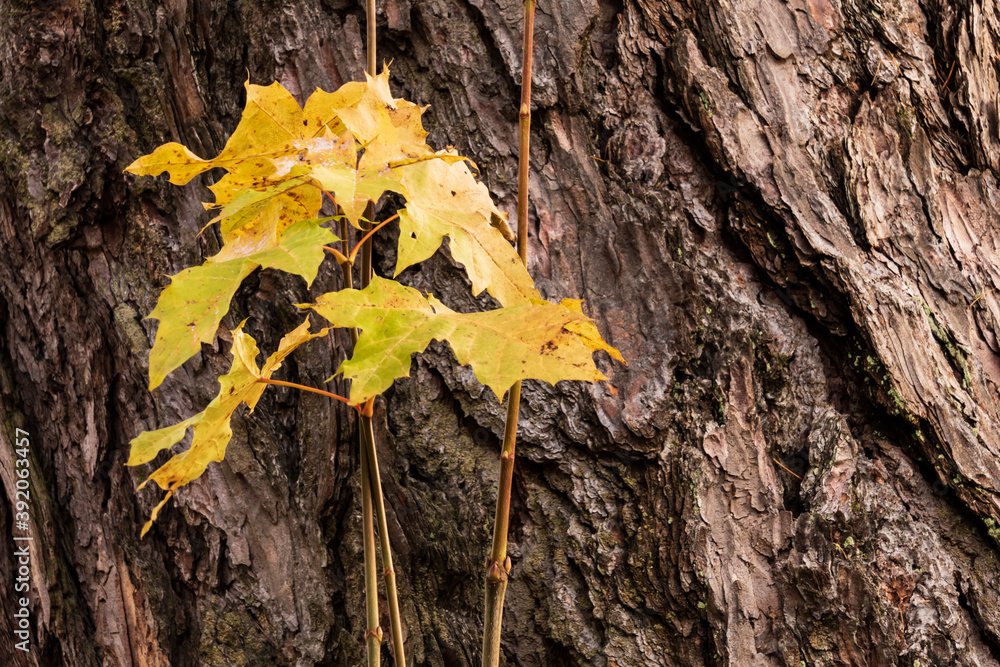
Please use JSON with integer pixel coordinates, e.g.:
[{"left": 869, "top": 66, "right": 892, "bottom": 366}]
[
  {"left": 128, "top": 319, "right": 330, "bottom": 536},
  {"left": 146, "top": 218, "right": 336, "bottom": 389},
  {"left": 300, "top": 276, "right": 620, "bottom": 404}
]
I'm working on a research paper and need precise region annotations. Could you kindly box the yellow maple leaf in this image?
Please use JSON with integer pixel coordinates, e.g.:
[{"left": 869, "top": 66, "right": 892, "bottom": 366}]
[
  {"left": 396, "top": 159, "right": 538, "bottom": 306},
  {"left": 128, "top": 319, "right": 330, "bottom": 536},
  {"left": 302, "top": 276, "right": 620, "bottom": 404},
  {"left": 145, "top": 218, "right": 335, "bottom": 389}
]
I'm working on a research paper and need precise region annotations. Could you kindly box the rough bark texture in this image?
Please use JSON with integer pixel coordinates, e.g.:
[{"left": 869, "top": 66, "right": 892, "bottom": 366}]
[{"left": 3, "top": 0, "right": 1000, "bottom": 665}]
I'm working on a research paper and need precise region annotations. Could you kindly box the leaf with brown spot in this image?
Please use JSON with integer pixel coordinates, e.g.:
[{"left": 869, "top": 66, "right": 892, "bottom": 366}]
[{"left": 300, "top": 276, "right": 618, "bottom": 404}]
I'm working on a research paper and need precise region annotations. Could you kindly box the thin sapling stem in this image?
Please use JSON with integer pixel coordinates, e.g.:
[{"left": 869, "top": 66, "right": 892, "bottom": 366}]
[
  {"left": 483, "top": 1, "right": 535, "bottom": 665},
  {"left": 361, "top": 206, "right": 375, "bottom": 288},
  {"left": 339, "top": 216, "right": 354, "bottom": 292},
  {"left": 361, "top": 412, "right": 407, "bottom": 666},
  {"left": 361, "top": 439, "right": 383, "bottom": 667},
  {"left": 354, "top": 3, "right": 409, "bottom": 664},
  {"left": 360, "top": 0, "right": 377, "bottom": 292}
]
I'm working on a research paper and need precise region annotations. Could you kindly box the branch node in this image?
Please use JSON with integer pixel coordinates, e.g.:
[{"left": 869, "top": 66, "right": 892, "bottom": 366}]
[
  {"left": 324, "top": 246, "right": 352, "bottom": 265},
  {"left": 485, "top": 558, "right": 508, "bottom": 584}
]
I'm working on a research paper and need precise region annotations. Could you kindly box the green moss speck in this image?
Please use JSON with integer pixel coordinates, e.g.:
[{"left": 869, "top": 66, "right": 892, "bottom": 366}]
[{"left": 699, "top": 91, "right": 713, "bottom": 118}]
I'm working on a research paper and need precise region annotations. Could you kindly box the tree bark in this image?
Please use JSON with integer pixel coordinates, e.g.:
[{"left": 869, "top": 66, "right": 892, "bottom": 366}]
[{"left": 3, "top": 0, "right": 1000, "bottom": 665}]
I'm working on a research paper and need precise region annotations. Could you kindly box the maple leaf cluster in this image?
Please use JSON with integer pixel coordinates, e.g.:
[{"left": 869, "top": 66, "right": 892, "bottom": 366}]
[{"left": 125, "top": 68, "right": 621, "bottom": 535}]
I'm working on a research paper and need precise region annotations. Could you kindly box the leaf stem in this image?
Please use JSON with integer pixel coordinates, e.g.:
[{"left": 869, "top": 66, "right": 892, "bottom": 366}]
[
  {"left": 324, "top": 246, "right": 351, "bottom": 265},
  {"left": 350, "top": 213, "right": 399, "bottom": 264},
  {"left": 483, "top": 1, "right": 535, "bottom": 665},
  {"left": 320, "top": 187, "right": 339, "bottom": 208},
  {"left": 255, "top": 377, "right": 358, "bottom": 410}
]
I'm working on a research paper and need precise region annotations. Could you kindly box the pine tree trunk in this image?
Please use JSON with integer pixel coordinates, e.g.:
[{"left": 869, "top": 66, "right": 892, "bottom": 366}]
[{"left": 3, "top": 0, "right": 1000, "bottom": 665}]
